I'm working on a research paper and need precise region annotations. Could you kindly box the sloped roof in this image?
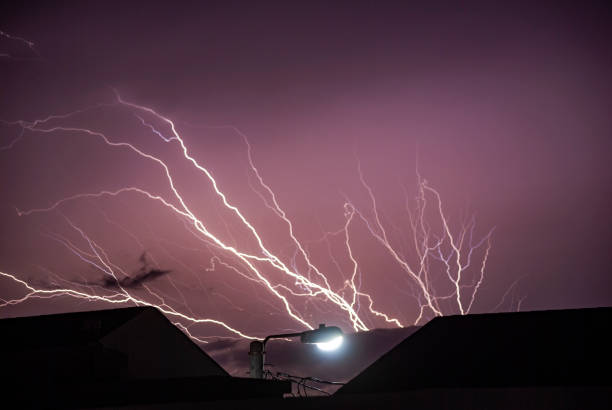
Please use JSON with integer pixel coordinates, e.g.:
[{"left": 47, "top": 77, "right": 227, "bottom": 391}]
[
  {"left": 1, "top": 307, "right": 293, "bottom": 407},
  {"left": 0, "top": 306, "right": 144, "bottom": 349},
  {"left": 339, "top": 307, "right": 612, "bottom": 394},
  {"left": 0, "top": 306, "right": 228, "bottom": 378}
]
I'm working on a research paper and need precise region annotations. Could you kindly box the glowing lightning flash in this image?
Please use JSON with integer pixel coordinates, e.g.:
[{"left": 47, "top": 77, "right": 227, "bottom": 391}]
[{"left": 0, "top": 93, "right": 494, "bottom": 344}]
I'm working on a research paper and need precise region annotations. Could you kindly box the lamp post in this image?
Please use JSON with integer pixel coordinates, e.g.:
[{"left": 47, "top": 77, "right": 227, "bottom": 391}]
[{"left": 249, "top": 324, "right": 344, "bottom": 379}]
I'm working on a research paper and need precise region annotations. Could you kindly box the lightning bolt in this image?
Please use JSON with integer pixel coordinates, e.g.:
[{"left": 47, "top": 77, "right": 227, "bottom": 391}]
[
  {"left": 0, "top": 29, "right": 42, "bottom": 60},
  {"left": 1, "top": 91, "right": 494, "bottom": 344}
]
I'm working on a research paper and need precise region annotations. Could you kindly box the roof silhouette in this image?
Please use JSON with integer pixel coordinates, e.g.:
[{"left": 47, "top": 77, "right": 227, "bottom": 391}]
[
  {"left": 1, "top": 307, "right": 290, "bottom": 408},
  {"left": 0, "top": 306, "right": 228, "bottom": 379},
  {"left": 339, "top": 307, "right": 612, "bottom": 395},
  {"left": 1, "top": 306, "right": 145, "bottom": 349}
]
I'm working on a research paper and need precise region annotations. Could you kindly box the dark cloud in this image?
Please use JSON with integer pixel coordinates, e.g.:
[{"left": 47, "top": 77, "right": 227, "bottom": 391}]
[
  {"left": 101, "top": 268, "right": 171, "bottom": 289},
  {"left": 100, "top": 252, "right": 171, "bottom": 288}
]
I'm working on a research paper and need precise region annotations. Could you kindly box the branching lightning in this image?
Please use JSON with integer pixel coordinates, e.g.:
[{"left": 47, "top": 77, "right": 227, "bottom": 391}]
[{"left": 0, "top": 91, "right": 494, "bottom": 344}]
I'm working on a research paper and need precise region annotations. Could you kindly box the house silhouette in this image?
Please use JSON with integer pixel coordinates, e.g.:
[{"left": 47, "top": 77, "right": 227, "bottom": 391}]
[
  {"left": 339, "top": 307, "right": 612, "bottom": 395},
  {"left": 2, "top": 306, "right": 610, "bottom": 409},
  {"left": 1, "top": 306, "right": 289, "bottom": 408}
]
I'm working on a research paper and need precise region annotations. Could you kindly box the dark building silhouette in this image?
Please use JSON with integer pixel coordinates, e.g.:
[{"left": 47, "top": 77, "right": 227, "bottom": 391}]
[
  {"left": 1, "top": 306, "right": 610, "bottom": 409},
  {"left": 1, "top": 307, "right": 289, "bottom": 408},
  {"left": 315, "top": 307, "right": 612, "bottom": 410},
  {"left": 339, "top": 307, "right": 612, "bottom": 394}
]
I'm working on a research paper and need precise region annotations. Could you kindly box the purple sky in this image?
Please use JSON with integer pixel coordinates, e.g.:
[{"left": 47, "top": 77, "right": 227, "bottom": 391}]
[{"left": 1, "top": 0, "right": 611, "bottom": 378}]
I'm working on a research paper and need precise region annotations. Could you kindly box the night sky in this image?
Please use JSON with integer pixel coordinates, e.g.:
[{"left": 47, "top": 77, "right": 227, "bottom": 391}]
[{"left": 1, "top": 1, "right": 611, "bottom": 379}]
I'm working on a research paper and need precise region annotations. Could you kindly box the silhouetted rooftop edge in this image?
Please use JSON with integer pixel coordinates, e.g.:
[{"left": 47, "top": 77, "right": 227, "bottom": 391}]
[{"left": 339, "top": 306, "right": 612, "bottom": 394}]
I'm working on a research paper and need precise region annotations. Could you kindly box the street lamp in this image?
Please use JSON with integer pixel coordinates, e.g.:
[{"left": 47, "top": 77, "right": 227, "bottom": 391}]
[{"left": 249, "top": 324, "right": 344, "bottom": 379}]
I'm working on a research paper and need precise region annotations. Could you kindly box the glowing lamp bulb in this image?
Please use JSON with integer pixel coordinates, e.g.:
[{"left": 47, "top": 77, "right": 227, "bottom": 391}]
[{"left": 315, "top": 335, "right": 343, "bottom": 351}]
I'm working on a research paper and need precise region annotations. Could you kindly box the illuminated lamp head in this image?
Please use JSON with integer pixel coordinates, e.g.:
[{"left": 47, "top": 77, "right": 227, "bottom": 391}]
[{"left": 300, "top": 324, "right": 344, "bottom": 351}]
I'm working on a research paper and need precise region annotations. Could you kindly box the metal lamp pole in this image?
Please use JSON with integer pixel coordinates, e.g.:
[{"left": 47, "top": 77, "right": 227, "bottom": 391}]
[{"left": 248, "top": 324, "right": 343, "bottom": 379}]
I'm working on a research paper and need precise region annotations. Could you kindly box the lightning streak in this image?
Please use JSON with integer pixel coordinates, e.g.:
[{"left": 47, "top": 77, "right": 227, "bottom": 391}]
[
  {"left": 0, "top": 29, "right": 41, "bottom": 59},
  {"left": 1, "top": 93, "right": 494, "bottom": 343}
]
